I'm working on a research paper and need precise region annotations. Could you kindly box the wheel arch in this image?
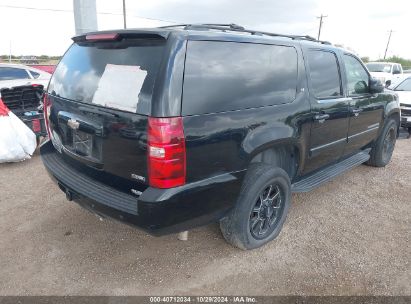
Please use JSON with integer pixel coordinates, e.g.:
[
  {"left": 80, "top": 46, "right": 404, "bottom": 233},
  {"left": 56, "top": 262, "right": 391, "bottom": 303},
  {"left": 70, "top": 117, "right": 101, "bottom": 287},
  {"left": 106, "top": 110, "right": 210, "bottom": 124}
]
[
  {"left": 381, "top": 92, "right": 400, "bottom": 136},
  {"left": 249, "top": 141, "right": 302, "bottom": 182},
  {"left": 386, "top": 110, "right": 401, "bottom": 136}
]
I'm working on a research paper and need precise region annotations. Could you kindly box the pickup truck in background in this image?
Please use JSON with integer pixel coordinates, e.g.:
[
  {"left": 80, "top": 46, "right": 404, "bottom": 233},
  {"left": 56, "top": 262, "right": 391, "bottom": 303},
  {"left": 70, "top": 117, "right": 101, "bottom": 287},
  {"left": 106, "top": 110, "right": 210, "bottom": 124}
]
[{"left": 366, "top": 62, "right": 403, "bottom": 87}]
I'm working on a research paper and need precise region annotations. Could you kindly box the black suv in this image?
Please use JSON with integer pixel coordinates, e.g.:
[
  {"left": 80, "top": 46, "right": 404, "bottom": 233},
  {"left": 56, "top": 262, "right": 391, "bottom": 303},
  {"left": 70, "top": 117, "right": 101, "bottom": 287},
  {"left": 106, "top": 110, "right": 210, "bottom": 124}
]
[{"left": 41, "top": 24, "right": 400, "bottom": 249}]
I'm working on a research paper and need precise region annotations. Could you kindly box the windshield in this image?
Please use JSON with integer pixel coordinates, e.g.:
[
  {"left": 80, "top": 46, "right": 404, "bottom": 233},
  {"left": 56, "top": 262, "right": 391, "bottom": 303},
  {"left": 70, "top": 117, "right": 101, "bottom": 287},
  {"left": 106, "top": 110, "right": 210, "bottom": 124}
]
[
  {"left": 394, "top": 78, "right": 411, "bottom": 91},
  {"left": 366, "top": 63, "right": 392, "bottom": 73},
  {"left": 48, "top": 40, "right": 165, "bottom": 115}
]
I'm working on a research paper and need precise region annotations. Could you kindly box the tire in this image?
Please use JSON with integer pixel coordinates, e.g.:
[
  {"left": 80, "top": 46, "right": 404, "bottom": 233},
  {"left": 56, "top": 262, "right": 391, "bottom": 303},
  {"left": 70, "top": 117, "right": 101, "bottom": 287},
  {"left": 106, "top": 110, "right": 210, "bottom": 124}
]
[
  {"left": 367, "top": 118, "right": 398, "bottom": 167},
  {"left": 220, "top": 164, "right": 291, "bottom": 250}
]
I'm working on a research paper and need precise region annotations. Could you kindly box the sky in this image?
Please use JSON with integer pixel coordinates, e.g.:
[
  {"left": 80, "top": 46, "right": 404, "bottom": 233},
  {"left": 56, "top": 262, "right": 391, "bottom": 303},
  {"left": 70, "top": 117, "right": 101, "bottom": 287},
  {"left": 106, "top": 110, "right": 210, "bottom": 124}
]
[{"left": 0, "top": 0, "right": 409, "bottom": 60}]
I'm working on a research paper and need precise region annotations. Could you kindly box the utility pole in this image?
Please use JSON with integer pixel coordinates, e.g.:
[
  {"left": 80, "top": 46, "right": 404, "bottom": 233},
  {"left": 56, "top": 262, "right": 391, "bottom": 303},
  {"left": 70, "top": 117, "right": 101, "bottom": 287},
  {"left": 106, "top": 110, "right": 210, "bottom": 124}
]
[
  {"left": 384, "top": 30, "right": 393, "bottom": 59},
  {"left": 73, "top": 0, "right": 98, "bottom": 35},
  {"left": 317, "top": 14, "right": 328, "bottom": 40},
  {"left": 122, "top": 0, "right": 127, "bottom": 29}
]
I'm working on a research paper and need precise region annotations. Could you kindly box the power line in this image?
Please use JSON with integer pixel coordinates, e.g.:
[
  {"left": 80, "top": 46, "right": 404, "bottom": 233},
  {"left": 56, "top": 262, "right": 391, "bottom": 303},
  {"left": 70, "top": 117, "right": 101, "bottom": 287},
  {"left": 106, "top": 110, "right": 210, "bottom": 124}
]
[
  {"left": 0, "top": 4, "right": 178, "bottom": 24},
  {"left": 317, "top": 14, "right": 328, "bottom": 40},
  {"left": 0, "top": 4, "right": 70, "bottom": 13}
]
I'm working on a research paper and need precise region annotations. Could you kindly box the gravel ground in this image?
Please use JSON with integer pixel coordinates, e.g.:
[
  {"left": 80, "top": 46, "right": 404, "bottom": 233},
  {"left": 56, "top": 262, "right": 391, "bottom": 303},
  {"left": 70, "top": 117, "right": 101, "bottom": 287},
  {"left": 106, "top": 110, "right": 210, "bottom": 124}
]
[{"left": 0, "top": 132, "right": 410, "bottom": 296}]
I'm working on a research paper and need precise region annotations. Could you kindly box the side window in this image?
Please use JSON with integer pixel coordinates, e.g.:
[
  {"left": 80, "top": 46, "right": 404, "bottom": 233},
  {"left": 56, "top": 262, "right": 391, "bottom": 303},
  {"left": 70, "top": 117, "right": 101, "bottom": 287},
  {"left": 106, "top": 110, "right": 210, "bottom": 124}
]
[
  {"left": 0, "top": 67, "right": 30, "bottom": 80},
  {"left": 306, "top": 50, "right": 342, "bottom": 99},
  {"left": 182, "top": 41, "right": 298, "bottom": 115},
  {"left": 30, "top": 71, "right": 40, "bottom": 79},
  {"left": 343, "top": 55, "right": 370, "bottom": 95},
  {"left": 393, "top": 64, "right": 401, "bottom": 74}
]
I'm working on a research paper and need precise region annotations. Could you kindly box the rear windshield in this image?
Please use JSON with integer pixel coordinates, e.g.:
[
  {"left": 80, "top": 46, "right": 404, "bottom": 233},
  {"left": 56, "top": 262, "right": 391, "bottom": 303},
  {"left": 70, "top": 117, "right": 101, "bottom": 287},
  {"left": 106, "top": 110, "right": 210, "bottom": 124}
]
[
  {"left": 366, "top": 63, "right": 392, "bottom": 73},
  {"left": 48, "top": 40, "right": 165, "bottom": 115}
]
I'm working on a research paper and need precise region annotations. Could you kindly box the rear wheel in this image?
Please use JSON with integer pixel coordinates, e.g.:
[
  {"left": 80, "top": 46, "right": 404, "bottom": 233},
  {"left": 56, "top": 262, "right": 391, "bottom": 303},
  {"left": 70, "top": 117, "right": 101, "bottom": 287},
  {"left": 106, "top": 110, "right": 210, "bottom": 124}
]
[
  {"left": 367, "top": 119, "right": 398, "bottom": 167},
  {"left": 220, "top": 164, "right": 291, "bottom": 250}
]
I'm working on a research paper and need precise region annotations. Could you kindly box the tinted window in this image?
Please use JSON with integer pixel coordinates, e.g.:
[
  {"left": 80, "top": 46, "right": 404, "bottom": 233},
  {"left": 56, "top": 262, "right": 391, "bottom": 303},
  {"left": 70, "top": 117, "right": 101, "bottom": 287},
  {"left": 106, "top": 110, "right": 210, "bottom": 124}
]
[
  {"left": 182, "top": 41, "right": 298, "bottom": 115},
  {"left": 306, "top": 50, "right": 342, "bottom": 99},
  {"left": 393, "top": 64, "right": 401, "bottom": 74},
  {"left": 0, "top": 67, "right": 30, "bottom": 80},
  {"left": 30, "top": 71, "right": 40, "bottom": 79},
  {"left": 395, "top": 78, "right": 411, "bottom": 91},
  {"left": 343, "top": 55, "right": 369, "bottom": 95},
  {"left": 48, "top": 40, "right": 165, "bottom": 114}
]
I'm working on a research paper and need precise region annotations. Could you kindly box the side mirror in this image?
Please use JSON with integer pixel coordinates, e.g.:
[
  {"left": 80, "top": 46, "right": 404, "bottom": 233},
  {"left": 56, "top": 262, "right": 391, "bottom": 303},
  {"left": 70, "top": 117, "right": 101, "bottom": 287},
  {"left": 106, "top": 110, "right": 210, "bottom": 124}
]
[
  {"left": 354, "top": 80, "right": 368, "bottom": 94},
  {"left": 370, "top": 77, "right": 384, "bottom": 93},
  {"left": 393, "top": 70, "right": 401, "bottom": 75}
]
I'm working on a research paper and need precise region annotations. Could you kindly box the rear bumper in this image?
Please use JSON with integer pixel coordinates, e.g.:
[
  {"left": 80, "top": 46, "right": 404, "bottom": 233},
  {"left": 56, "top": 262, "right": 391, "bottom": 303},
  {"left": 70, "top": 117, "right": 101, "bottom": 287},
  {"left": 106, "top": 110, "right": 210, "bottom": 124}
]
[{"left": 40, "top": 141, "right": 243, "bottom": 235}]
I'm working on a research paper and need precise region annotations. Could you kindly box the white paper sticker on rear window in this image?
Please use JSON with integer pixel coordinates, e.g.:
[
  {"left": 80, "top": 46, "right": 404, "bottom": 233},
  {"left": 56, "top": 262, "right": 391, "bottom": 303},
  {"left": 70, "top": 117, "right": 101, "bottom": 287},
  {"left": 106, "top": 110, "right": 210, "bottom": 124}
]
[{"left": 92, "top": 64, "right": 147, "bottom": 112}]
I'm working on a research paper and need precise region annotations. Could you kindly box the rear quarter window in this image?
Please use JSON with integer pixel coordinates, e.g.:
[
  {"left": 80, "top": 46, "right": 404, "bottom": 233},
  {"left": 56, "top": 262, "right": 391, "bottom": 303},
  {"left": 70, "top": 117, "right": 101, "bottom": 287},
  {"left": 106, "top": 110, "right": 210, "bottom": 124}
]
[
  {"left": 30, "top": 71, "right": 40, "bottom": 79},
  {"left": 182, "top": 41, "right": 298, "bottom": 115}
]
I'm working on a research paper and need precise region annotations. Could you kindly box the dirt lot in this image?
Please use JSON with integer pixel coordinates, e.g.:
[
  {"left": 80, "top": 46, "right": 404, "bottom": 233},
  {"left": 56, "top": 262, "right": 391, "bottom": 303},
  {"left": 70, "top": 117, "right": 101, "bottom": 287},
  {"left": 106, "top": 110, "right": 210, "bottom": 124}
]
[{"left": 0, "top": 134, "right": 410, "bottom": 296}]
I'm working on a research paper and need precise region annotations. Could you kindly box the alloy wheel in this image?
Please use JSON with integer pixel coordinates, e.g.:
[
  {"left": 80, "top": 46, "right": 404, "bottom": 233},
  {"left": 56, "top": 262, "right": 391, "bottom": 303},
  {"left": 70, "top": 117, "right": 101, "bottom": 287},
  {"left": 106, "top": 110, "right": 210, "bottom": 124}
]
[
  {"left": 249, "top": 184, "right": 284, "bottom": 240},
  {"left": 382, "top": 126, "right": 396, "bottom": 163}
]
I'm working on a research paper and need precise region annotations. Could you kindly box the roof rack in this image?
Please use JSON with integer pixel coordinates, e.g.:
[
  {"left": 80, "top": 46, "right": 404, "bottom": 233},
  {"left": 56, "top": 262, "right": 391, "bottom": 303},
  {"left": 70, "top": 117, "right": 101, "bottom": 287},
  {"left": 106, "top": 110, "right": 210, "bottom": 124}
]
[{"left": 159, "top": 23, "right": 331, "bottom": 45}]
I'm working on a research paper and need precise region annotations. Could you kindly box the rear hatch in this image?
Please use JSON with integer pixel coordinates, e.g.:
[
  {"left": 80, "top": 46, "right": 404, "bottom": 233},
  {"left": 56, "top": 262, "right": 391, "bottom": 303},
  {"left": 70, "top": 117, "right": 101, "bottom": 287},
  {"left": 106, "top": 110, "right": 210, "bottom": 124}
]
[{"left": 46, "top": 32, "right": 167, "bottom": 195}]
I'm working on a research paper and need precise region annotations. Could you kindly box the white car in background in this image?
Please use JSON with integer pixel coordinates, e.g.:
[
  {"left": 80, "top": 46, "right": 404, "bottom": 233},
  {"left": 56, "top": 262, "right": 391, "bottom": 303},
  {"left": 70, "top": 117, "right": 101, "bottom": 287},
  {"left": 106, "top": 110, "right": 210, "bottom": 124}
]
[
  {"left": 388, "top": 76, "right": 411, "bottom": 131},
  {"left": 366, "top": 62, "right": 403, "bottom": 87},
  {"left": 0, "top": 63, "right": 51, "bottom": 96}
]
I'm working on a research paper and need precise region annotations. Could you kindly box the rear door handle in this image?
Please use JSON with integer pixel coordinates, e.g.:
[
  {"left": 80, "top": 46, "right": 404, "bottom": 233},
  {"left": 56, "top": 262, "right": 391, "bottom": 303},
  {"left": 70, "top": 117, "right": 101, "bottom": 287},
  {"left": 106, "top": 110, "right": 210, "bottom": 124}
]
[{"left": 314, "top": 113, "right": 330, "bottom": 122}]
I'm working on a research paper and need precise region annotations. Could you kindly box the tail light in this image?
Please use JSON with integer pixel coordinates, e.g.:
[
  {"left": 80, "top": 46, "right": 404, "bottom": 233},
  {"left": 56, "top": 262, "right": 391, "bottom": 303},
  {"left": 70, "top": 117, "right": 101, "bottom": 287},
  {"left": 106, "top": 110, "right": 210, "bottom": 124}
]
[
  {"left": 43, "top": 94, "right": 52, "bottom": 138},
  {"left": 147, "top": 117, "right": 186, "bottom": 188},
  {"left": 32, "top": 119, "right": 41, "bottom": 133}
]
